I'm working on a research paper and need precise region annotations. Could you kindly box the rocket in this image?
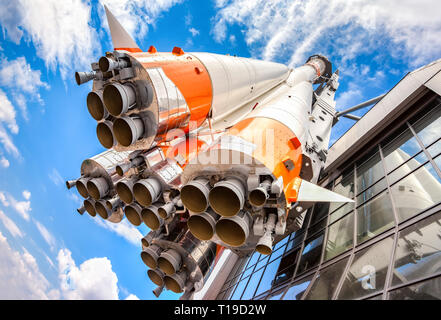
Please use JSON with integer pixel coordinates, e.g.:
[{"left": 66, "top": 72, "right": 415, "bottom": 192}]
[{"left": 67, "top": 6, "right": 352, "bottom": 298}]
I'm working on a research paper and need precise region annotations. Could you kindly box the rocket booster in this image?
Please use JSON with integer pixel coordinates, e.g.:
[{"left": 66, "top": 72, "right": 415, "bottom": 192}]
[{"left": 67, "top": 5, "right": 353, "bottom": 298}]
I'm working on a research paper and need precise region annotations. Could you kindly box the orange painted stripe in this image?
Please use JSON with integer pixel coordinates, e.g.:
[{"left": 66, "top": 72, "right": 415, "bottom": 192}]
[
  {"left": 130, "top": 52, "right": 213, "bottom": 129},
  {"left": 114, "top": 47, "right": 143, "bottom": 53}
]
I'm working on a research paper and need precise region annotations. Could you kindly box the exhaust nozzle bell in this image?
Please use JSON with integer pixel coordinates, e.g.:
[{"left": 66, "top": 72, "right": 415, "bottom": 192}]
[
  {"left": 180, "top": 178, "right": 210, "bottom": 213},
  {"left": 87, "top": 177, "right": 110, "bottom": 200},
  {"left": 187, "top": 209, "right": 218, "bottom": 241},
  {"left": 158, "top": 201, "right": 176, "bottom": 219},
  {"left": 65, "top": 179, "right": 77, "bottom": 190},
  {"left": 142, "top": 204, "right": 163, "bottom": 230},
  {"left": 141, "top": 244, "right": 163, "bottom": 269},
  {"left": 98, "top": 56, "right": 129, "bottom": 73},
  {"left": 103, "top": 82, "right": 136, "bottom": 116},
  {"left": 75, "top": 71, "right": 96, "bottom": 85},
  {"left": 255, "top": 214, "right": 277, "bottom": 255},
  {"left": 153, "top": 285, "right": 164, "bottom": 298},
  {"left": 141, "top": 230, "right": 160, "bottom": 248},
  {"left": 215, "top": 211, "right": 251, "bottom": 247},
  {"left": 76, "top": 205, "right": 86, "bottom": 215},
  {"left": 113, "top": 116, "right": 145, "bottom": 147},
  {"left": 164, "top": 270, "right": 187, "bottom": 293},
  {"left": 133, "top": 177, "right": 162, "bottom": 207},
  {"left": 158, "top": 249, "right": 182, "bottom": 275},
  {"left": 249, "top": 179, "right": 271, "bottom": 207},
  {"left": 83, "top": 198, "right": 96, "bottom": 217},
  {"left": 124, "top": 202, "right": 143, "bottom": 226},
  {"left": 76, "top": 177, "right": 90, "bottom": 198},
  {"left": 147, "top": 268, "right": 165, "bottom": 286},
  {"left": 209, "top": 177, "right": 245, "bottom": 217},
  {"left": 87, "top": 91, "right": 108, "bottom": 121},
  {"left": 95, "top": 196, "right": 121, "bottom": 220},
  {"left": 96, "top": 120, "right": 116, "bottom": 149},
  {"left": 115, "top": 177, "right": 137, "bottom": 204}
]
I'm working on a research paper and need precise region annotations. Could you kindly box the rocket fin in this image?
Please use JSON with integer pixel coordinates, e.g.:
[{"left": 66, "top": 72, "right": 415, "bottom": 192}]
[
  {"left": 297, "top": 179, "right": 354, "bottom": 203},
  {"left": 104, "top": 5, "right": 142, "bottom": 52}
]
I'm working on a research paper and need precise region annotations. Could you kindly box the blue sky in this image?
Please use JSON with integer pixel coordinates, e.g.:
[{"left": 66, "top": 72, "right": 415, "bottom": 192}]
[{"left": 0, "top": 0, "right": 440, "bottom": 300}]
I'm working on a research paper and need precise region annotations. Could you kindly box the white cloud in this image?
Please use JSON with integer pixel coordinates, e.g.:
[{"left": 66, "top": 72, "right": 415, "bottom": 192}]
[
  {"left": 124, "top": 294, "right": 140, "bottom": 300},
  {"left": 189, "top": 27, "right": 199, "bottom": 37},
  {"left": 0, "top": 156, "right": 9, "bottom": 168},
  {"left": 94, "top": 218, "right": 143, "bottom": 246},
  {"left": 0, "top": 209, "right": 24, "bottom": 238},
  {"left": 0, "top": 0, "right": 100, "bottom": 79},
  {"left": 335, "top": 84, "right": 363, "bottom": 111},
  {"left": 22, "top": 190, "right": 31, "bottom": 200},
  {"left": 58, "top": 248, "right": 119, "bottom": 300},
  {"left": 212, "top": 0, "right": 441, "bottom": 68},
  {"left": 0, "top": 190, "right": 32, "bottom": 221},
  {"left": 35, "top": 220, "right": 56, "bottom": 250},
  {"left": 0, "top": 231, "right": 59, "bottom": 299},
  {"left": 100, "top": 0, "right": 184, "bottom": 41},
  {"left": 0, "top": 89, "right": 18, "bottom": 134},
  {"left": 48, "top": 168, "right": 64, "bottom": 186}
]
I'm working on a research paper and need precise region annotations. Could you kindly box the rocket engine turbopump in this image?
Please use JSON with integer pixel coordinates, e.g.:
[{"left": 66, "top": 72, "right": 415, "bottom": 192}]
[{"left": 67, "top": 5, "right": 353, "bottom": 299}]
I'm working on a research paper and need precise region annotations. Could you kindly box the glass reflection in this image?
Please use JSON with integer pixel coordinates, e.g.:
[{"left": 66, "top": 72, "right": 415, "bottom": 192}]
[
  {"left": 392, "top": 211, "right": 441, "bottom": 286},
  {"left": 356, "top": 150, "right": 384, "bottom": 193},
  {"left": 304, "top": 257, "right": 349, "bottom": 300},
  {"left": 356, "top": 178, "right": 387, "bottom": 205},
  {"left": 413, "top": 103, "right": 441, "bottom": 147},
  {"left": 325, "top": 213, "right": 354, "bottom": 260},
  {"left": 338, "top": 236, "right": 394, "bottom": 299},
  {"left": 230, "top": 277, "right": 249, "bottom": 300},
  {"left": 382, "top": 128, "right": 421, "bottom": 173},
  {"left": 329, "top": 202, "right": 355, "bottom": 224},
  {"left": 297, "top": 232, "right": 325, "bottom": 274},
  {"left": 357, "top": 191, "right": 395, "bottom": 244},
  {"left": 273, "top": 248, "right": 300, "bottom": 286},
  {"left": 241, "top": 268, "right": 264, "bottom": 300},
  {"left": 390, "top": 162, "right": 441, "bottom": 222},
  {"left": 389, "top": 276, "right": 441, "bottom": 300},
  {"left": 387, "top": 152, "right": 429, "bottom": 184},
  {"left": 282, "top": 275, "right": 313, "bottom": 300},
  {"left": 254, "top": 257, "right": 283, "bottom": 297}
]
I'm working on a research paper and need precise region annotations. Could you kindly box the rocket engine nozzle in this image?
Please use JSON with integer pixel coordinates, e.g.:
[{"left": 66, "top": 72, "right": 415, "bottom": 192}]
[
  {"left": 113, "top": 116, "right": 145, "bottom": 147},
  {"left": 103, "top": 82, "right": 136, "bottom": 116},
  {"left": 249, "top": 180, "right": 271, "bottom": 207},
  {"left": 76, "top": 177, "right": 90, "bottom": 199},
  {"left": 180, "top": 178, "right": 210, "bottom": 214},
  {"left": 215, "top": 211, "right": 251, "bottom": 247},
  {"left": 75, "top": 71, "right": 97, "bottom": 85},
  {"left": 141, "top": 204, "right": 164, "bottom": 230},
  {"left": 83, "top": 198, "right": 96, "bottom": 217},
  {"left": 187, "top": 209, "right": 218, "bottom": 241},
  {"left": 65, "top": 179, "right": 77, "bottom": 190},
  {"left": 87, "top": 177, "right": 110, "bottom": 200},
  {"left": 158, "top": 249, "right": 182, "bottom": 275},
  {"left": 133, "top": 177, "right": 162, "bottom": 207},
  {"left": 96, "top": 120, "right": 116, "bottom": 149},
  {"left": 87, "top": 91, "right": 108, "bottom": 121},
  {"left": 164, "top": 270, "right": 187, "bottom": 293},
  {"left": 209, "top": 177, "right": 245, "bottom": 217},
  {"left": 124, "top": 202, "right": 143, "bottom": 226},
  {"left": 98, "top": 56, "right": 129, "bottom": 73},
  {"left": 141, "top": 244, "right": 163, "bottom": 269},
  {"left": 147, "top": 268, "right": 165, "bottom": 286},
  {"left": 115, "top": 177, "right": 137, "bottom": 204}
]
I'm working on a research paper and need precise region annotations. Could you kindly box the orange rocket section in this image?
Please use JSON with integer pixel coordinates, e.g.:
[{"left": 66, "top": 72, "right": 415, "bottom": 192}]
[
  {"left": 130, "top": 51, "right": 213, "bottom": 128},
  {"left": 231, "top": 117, "right": 303, "bottom": 203}
]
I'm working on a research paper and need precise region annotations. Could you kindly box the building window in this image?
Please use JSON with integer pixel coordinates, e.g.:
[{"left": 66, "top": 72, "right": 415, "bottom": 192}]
[
  {"left": 357, "top": 191, "right": 395, "bottom": 244},
  {"left": 304, "top": 257, "right": 350, "bottom": 300},
  {"left": 388, "top": 276, "right": 441, "bottom": 300},
  {"left": 272, "top": 248, "right": 300, "bottom": 287},
  {"left": 391, "top": 210, "right": 441, "bottom": 287},
  {"left": 325, "top": 213, "right": 354, "bottom": 261},
  {"left": 254, "top": 256, "right": 284, "bottom": 297},
  {"left": 282, "top": 275, "right": 314, "bottom": 300},
  {"left": 241, "top": 268, "right": 265, "bottom": 300},
  {"left": 337, "top": 236, "right": 394, "bottom": 299},
  {"left": 356, "top": 150, "right": 384, "bottom": 194},
  {"left": 297, "top": 232, "right": 325, "bottom": 275}
]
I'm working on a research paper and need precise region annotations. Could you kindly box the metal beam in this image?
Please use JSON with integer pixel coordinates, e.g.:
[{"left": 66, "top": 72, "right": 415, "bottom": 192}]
[
  {"left": 342, "top": 114, "right": 361, "bottom": 121},
  {"left": 336, "top": 94, "right": 385, "bottom": 117}
]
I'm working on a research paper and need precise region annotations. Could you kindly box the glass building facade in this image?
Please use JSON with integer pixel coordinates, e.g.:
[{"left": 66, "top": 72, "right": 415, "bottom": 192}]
[{"left": 215, "top": 84, "right": 441, "bottom": 300}]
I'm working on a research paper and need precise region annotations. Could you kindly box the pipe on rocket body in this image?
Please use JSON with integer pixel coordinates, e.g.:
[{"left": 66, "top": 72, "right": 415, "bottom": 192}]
[
  {"left": 133, "top": 177, "right": 162, "bottom": 207},
  {"left": 147, "top": 268, "right": 165, "bottom": 286},
  {"left": 209, "top": 177, "right": 245, "bottom": 217},
  {"left": 87, "top": 177, "right": 110, "bottom": 200},
  {"left": 115, "top": 177, "right": 137, "bottom": 204},
  {"left": 142, "top": 204, "right": 164, "bottom": 231},
  {"left": 187, "top": 209, "right": 219, "bottom": 241},
  {"left": 158, "top": 249, "right": 182, "bottom": 275},
  {"left": 103, "top": 82, "right": 136, "bottom": 116},
  {"left": 87, "top": 90, "right": 109, "bottom": 121},
  {"left": 141, "top": 244, "right": 163, "bottom": 269},
  {"left": 249, "top": 179, "right": 271, "bottom": 207},
  {"left": 116, "top": 156, "right": 144, "bottom": 176},
  {"left": 96, "top": 120, "right": 116, "bottom": 149},
  {"left": 83, "top": 198, "right": 97, "bottom": 217},
  {"left": 215, "top": 211, "right": 251, "bottom": 247},
  {"left": 255, "top": 214, "right": 277, "bottom": 255},
  {"left": 180, "top": 178, "right": 211, "bottom": 214},
  {"left": 124, "top": 202, "right": 143, "bottom": 226},
  {"left": 164, "top": 270, "right": 187, "bottom": 293}
]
